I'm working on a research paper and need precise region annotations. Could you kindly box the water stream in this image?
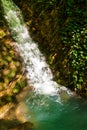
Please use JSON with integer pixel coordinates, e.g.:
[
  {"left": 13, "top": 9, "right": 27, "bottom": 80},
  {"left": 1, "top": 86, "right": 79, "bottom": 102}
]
[{"left": 1, "top": 0, "right": 87, "bottom": 130}]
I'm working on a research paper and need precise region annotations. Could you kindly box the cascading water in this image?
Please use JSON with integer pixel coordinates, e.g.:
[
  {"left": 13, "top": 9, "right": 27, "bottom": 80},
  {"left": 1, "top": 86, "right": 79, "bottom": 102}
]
[
  {"left": 1, "top": 0, "right": 71, "bottom": 98},
  {"left": 1, "top": 1, "right": 87, "bottom": 130}
]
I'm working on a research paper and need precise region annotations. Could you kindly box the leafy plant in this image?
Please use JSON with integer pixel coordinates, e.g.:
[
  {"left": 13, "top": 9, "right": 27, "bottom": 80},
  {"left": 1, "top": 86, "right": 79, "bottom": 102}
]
[{"left": 69, "top": 28, "right": 87, "bottom": 89}]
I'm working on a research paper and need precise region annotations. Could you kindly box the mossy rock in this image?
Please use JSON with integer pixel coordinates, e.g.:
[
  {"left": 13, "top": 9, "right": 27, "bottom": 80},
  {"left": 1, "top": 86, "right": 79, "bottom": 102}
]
[{"left": 0, "top": 14, "right": 28, "bottom": 106}]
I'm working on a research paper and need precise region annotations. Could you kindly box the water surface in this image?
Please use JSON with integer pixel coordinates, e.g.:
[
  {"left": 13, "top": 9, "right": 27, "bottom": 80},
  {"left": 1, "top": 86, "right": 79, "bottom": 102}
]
[{"left": 23, "top": 93, "right": 87, "bottom": 130}]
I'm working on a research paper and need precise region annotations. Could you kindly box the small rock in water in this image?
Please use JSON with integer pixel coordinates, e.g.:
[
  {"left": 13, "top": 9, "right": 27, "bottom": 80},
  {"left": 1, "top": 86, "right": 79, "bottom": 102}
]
[
  {"left": 16, "top": 86, "right": 33, "bottom": 102},
  {"left": 15, "top": 102, "right": 29, "bottom": 123}
]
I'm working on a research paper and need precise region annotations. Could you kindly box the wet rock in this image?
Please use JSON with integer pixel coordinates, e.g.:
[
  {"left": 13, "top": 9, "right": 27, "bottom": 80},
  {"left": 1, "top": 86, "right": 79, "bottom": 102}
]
[
  {"left": 0, "top": 102, "right": 34, "bottom": 129},
  {"left": 16, "top": 86, "right": 33, "bottom": 102},
  {"left": 0, "top": 118, "right": 33, "bottom": 130},
  {"left": 59, "top": 86, "right": 74, "bottom": 102},
  {"left": 10, "top": 121, "right": 34, "bottom": 130},
  {"left": 15, "top": 102, "right": 29, "bottom": 122}
]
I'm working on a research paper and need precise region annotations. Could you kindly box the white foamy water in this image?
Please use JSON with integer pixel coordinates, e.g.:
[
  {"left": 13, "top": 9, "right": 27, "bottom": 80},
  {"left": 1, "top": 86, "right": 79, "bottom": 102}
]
[{"left": 1, "top": 0, "right": 72, "bottom": 97}]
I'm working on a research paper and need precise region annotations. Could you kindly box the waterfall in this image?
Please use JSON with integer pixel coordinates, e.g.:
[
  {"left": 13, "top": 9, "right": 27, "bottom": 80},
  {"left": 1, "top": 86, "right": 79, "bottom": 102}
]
[{"left": 1, "top": 0, "right": 72, "bottom": 98}]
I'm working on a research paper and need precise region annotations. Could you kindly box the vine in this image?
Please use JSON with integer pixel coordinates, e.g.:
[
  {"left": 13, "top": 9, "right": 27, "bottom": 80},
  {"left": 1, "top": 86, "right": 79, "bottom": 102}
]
[{"left": 69, "top": 28, "right": 87, "bottom": 90}]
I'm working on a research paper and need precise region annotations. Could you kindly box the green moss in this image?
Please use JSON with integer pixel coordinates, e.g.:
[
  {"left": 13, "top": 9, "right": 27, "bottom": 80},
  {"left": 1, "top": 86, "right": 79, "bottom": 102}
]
[
  {"left": 12, "top": 79, "right": 27, "bottom": 94},
  {"left": 12, "top": 82, "right": 21, "bottom": 94}
]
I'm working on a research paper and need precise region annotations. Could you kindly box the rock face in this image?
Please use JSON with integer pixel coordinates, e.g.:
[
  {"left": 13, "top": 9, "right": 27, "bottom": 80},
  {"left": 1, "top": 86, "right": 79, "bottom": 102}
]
[
  {"left": 0, "top": 2, "right": 28, "bottom": 108},
  {"left": 0, "top": 103, "right": 14, "bottom": 119}
]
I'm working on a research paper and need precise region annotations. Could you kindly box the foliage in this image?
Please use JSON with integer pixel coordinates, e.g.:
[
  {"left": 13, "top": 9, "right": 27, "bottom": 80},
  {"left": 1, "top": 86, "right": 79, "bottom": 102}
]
[
  {"left": 69, "top": 28, "right": 87, "bottom": 90},
  {"left": 60, "top": 0, "right": 87, "bottom": 91}
]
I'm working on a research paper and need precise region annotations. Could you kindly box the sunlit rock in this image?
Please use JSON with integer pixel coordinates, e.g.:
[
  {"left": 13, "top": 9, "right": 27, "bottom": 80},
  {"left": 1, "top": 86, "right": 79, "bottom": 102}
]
[
  {"left": 15, "top": 102, "right": 29, "bottom": 123},
  {"left": 0, "top": 103, "right": 14, "bottom": 119}
]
